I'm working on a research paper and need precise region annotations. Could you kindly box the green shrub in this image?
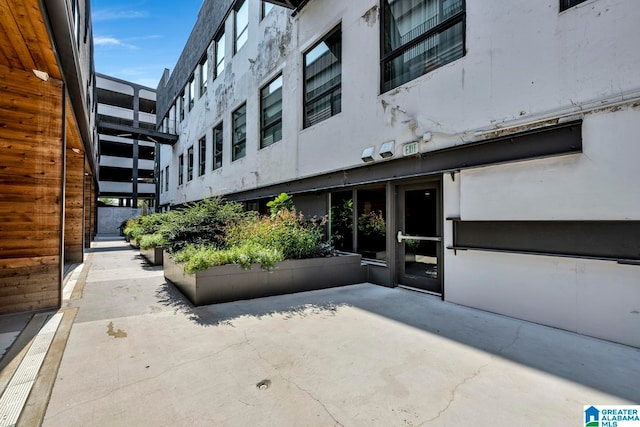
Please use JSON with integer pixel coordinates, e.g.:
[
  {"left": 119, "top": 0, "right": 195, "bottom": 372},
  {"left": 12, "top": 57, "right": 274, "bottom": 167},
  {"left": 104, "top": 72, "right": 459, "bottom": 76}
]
[
  {"left": 175, "top": 243, "right": 284, "bottom": 274},
  {"left": 160, "top": 197, "right": 246, "bottom": 254},
  {"left": 139, "top": 232, "right": 165, "bottom": 250},
  {"left": 225, "top": 209, "right": 325, "bottom": 260}
]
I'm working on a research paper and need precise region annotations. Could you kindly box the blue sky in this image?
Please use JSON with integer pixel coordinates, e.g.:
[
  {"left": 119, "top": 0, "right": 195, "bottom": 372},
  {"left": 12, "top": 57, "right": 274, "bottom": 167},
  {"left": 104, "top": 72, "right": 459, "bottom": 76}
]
[{"left": 92, "top": 0, "right": 204, "bottom": 88}]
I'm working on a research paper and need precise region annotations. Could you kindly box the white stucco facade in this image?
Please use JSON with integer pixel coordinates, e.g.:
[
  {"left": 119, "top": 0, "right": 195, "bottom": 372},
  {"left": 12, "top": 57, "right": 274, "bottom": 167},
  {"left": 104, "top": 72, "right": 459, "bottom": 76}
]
[{"left": 157, "top": 0, "right": 640, "bottom": 347}]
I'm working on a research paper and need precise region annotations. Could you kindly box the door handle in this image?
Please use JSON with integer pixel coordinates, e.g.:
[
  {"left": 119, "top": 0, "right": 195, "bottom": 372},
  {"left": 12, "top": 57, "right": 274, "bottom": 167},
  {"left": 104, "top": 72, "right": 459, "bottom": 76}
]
[{"left": 397, "top": 231, "right": 442, "bottom": 243}]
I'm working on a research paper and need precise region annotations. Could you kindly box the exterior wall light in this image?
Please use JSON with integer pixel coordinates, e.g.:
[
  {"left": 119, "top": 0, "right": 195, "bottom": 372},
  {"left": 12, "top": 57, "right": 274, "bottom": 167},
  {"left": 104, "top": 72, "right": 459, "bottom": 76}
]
[
  {"left": 361, "top": 146, "right": 375, "bottom": 162},
  {"left": 32, "top": 69, "right": 49, "bottom": 81},
  {"left": 379, "top": 140, "right": 395, "bottom": 158}
]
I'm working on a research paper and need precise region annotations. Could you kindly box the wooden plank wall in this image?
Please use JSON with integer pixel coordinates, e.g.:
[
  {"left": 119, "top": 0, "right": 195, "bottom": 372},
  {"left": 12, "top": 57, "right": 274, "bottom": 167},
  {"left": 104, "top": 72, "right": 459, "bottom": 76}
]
[
  {"left": 84, "top": 171, "right": 95, "bottom": 248},
  {"left": 64, "top": 147, "right": 84, "bottom": 264},
  {"left": 0, "top": 64, "right": 64, "bottom": 314}
]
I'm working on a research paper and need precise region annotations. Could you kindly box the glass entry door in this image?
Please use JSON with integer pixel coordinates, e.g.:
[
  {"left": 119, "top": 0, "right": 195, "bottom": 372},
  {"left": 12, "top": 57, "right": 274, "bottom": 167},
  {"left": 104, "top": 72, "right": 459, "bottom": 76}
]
[{"left": 397, "top": 183, "right": 442, "bottom": 294}]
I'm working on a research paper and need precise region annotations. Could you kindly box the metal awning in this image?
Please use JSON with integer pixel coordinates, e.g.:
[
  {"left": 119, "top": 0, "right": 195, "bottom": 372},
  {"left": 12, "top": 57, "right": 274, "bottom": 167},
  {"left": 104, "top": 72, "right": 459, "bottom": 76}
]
[{"left": 264, "top": 0, "right": 309, "bottom": 10}]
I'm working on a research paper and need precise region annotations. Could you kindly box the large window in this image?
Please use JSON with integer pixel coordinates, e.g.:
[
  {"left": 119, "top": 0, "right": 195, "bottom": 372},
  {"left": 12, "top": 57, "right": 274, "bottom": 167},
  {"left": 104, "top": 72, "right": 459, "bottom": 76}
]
[
  {"left": 199, "top": 55, "right": 208, "bottom": 96},
  {"left": 330, "top": 188, "right": 387, "bottom": 261},
  {"left": 232, "top": 104, "right": 247, "bottom": 161},
  {"left": 178, "top": 155, "right": 184, "bottom": 185},
  {"left": 260, "top": 75, "right": 283, "bottom": 149},
  {"left": 159, "top": 170, "right": 163, "bottom": 193},
  {"left": 304, "top": 26, "right": 341, "bottom": 128},
  {"left": 381, "top": 0, "right": 465, "bottom": 92},
  {"left": 165, "top": 166, "right": 169, "bottom": 191},
  {"left": 213, "top": 122, "right": 223, "bottom": 170},
  {"left": 188, "top": 76, "right": 195, "bottom": 110},
  {"left": 235, "top": 0, "right": 248, "bottom": 53},
  {"left": 215, "top": 32, "right": 225, "bottom": 78},
  {"left": 179, "top": 91, "right": 185, "bottom": 121},
  {"left": 261, "top": 1, "right": 274, "bottom": 19},
  {"left": 198, "top": 136, "right": 206, "bottom": 176},
  {"left": 560, "top": 0, "right": 587, "bottom": 10},
  {"left": 187, "top": 146, "right": 194, "bottom": 181}
]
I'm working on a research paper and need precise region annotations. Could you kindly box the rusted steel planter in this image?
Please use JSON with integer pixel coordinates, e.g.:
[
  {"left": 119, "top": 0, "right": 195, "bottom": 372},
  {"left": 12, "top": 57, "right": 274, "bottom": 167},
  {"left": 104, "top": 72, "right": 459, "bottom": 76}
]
[
  {"left": 140, "top": 246, "right": 163, "bottom": 266},
  {"left": 164, "top": 253, "right": 365, "bottom": 306}
]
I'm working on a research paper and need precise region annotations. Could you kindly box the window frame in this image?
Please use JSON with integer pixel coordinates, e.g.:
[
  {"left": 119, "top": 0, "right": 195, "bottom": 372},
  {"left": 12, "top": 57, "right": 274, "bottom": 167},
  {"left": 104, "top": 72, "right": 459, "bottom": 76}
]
[
  {"left": 232, "top": 103, "right": 247, "bottom": 162},
  {"left": 215, "top": 31, "right": 225, "bottom": 78},
  {"left": 261, "top": 1, "right": 274, "bottom": 20},
  {"left": 234, "top": 0, "right": 249, "bottom": 54},
  {"left": 212, "top": 122, "right": 224, "bottom": 170},
  {"left": 188, "top": 75, "right": 195, "bottom": 110},
  {"left": 379, "top": 0, "right": 466, "bottom": 93},
  {"left": 560, "top": 0, "right": 588, "bottom": 11},
  {"left": 303, "top": 24, "right": 342, "bottom": 129},
  {"left": 198, "top": 136, "right": 207, "bottom": 176},
  {"left": 199, "top": 54, "right": 208, "bottom": 97},
  {"left": 178, "top": 155, "right": 184, "bottom": 185},
  {"left": 179, "top": 91, "right": 185, "bottom": 121},
  {"left": 260, "top": 74, "right": 283, "bottom": 149},
  {"left": 187, "top": 146, "right": 194, "bottom": 181},
  {"left": 165, "top": 166, "right": 169, "bottom": 192}
]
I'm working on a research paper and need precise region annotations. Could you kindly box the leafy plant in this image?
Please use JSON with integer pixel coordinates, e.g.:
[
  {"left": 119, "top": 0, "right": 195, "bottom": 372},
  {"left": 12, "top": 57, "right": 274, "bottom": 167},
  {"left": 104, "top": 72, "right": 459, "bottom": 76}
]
[
  {"left": 357, "top": 210, "right": 386, "bottom": 237},
  {"left": 175, "top": 243, "right": 284, "bottom": 274},
  {"left": 159, "top": 197, "right": 246, "bottom": 253},
  {"left": 139, "top": 232, "right": 166, "bottom": 250},
  {"left": 266, "top": 192, "right": 294, "bottom": 216}
]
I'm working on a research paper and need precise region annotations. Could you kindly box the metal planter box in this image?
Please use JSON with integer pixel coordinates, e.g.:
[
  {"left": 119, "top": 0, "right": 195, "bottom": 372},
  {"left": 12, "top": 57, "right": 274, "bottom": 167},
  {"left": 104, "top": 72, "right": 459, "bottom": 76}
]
[
  {"left": 164, "top": 253, "right": 365, "bottom": 306},
  {"left": 140, "top": 246, "right": 164, "bottom": 266}
]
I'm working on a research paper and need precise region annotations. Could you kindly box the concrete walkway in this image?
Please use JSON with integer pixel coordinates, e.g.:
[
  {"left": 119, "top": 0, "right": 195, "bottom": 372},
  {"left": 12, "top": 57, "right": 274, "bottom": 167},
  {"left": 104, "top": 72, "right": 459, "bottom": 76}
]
[{"left": 7, "top": 237, "right": 640, "bottom": 426}]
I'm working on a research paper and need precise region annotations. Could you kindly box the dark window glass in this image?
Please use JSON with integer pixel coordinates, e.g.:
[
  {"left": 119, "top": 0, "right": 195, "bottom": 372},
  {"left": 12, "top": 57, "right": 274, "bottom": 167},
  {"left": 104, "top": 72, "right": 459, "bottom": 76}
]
[
  {"left": 160, "top": 170, "right": 163, "bottom": 193},
  {"left": 261, "top": 1, "right": 274, "bottom": 19},
  {"left": 261, "top": 75, "right": 283, "bottom": 149},
  {"left": 165, "top": 166, "right": 169, "bottom": 191},
  {"left": 188, "top": 76, "right": 195, "bottom": 110},
  {"left": 560, "top": 0, "right": 587, "bottom": 10},
  {"left": 232, "top": 104, "right": 246, "bottom": 161},
  {"left": 178, "top": 154, "right": 184, "bottom": 185},
  {"left": 330, "top": 191, "right": 354, "bottom": 252},
  {"left": 200, "top": 55, "right": 208, "bottom": 96},
  {"left": 356, "top": 188, "right": 387, "bottom": 261},
  {"left": 179, "top": 91, "right": 185, "bottom": 121},
  {"left": 187, "top": 146, "right": 194, "bottom": 181},
  {"left": 213, "top": 123, "right": 223, "bottom": 170},
  {"left": 304, "top": 26, "right": 341, "bottom": 128},
  {"left": 381, "top": 0, "right": 465, "bottom": 92},
  {"left": 199, "top": 137, "right": 206, "bottom": 176}
]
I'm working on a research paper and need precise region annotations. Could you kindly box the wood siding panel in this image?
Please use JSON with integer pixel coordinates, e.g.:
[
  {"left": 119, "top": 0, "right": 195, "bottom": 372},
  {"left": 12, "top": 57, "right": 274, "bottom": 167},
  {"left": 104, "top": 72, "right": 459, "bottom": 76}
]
[
  {"left": 65, "top": 149, "right": 84, "bottom": 263},
  {"left": 0, "top": 64, "right": 63, "bottom": 314}
]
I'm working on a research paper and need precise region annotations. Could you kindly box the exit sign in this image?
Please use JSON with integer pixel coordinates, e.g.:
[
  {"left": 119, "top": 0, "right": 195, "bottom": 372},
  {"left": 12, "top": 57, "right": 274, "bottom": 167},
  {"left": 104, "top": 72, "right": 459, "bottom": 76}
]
[{"left": 403, "top": 142, "right": 419, "bottom": 156}]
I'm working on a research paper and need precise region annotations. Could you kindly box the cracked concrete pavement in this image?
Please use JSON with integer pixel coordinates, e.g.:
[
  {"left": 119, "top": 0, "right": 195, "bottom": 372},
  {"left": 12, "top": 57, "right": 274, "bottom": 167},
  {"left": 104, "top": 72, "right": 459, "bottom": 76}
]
[{"left": 42, "top": 237, "right": 640, "bottom": 426}]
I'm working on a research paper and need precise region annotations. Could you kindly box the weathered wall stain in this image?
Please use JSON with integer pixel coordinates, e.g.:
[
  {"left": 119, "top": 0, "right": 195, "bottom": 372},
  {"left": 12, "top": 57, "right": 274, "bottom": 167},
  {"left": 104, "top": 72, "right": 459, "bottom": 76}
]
[
  {"left": 362, "top": 5, "right": 379, "bottom": 26},
  {"left": 107, "top": 321, "right": 127, "bottom": 338},
  {"left": 251, "top": 14, "right": 294, "bottom": 82}
]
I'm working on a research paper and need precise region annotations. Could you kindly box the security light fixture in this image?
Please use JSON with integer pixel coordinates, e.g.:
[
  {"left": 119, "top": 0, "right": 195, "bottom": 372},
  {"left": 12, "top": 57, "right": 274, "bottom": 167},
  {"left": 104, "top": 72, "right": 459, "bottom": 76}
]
[
  {"left": 71, "top": 148, "right": 81, "bottom": 154},
  {"left": 379, "top": 140, "right": 395, "bottom": 158},
  {"left": 361, "top": 146, "right": 375, "bottom": 162}
]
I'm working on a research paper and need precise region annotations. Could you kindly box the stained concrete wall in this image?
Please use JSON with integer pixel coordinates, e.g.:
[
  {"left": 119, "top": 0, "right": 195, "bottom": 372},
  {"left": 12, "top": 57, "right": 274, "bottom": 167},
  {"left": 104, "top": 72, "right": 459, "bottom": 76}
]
[{"left": 97, "top": 207, "right": 141, "bottom": 235}]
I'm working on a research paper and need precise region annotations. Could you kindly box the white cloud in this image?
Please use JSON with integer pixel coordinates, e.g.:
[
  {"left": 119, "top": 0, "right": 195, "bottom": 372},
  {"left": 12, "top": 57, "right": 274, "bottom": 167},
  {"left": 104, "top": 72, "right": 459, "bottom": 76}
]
[
  {"left": 94, "top": 36, "right": 136, "bottom": 49},
  {"left": 92, "top": 9, "right": 148, "bottom": 22}
]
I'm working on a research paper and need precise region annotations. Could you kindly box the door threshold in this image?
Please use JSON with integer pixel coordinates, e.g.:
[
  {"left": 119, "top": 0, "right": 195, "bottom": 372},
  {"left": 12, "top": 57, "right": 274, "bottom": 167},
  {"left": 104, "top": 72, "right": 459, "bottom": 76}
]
[{"left": 397, "top": 285, "right": 443, "bottom": 299}]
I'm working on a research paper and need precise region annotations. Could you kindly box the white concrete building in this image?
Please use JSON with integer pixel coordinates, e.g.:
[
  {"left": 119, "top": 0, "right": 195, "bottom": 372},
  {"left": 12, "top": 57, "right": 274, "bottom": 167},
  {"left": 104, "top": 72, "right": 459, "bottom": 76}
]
[{"left": 156, "top": 0, "right": 640, "bottom": 348}]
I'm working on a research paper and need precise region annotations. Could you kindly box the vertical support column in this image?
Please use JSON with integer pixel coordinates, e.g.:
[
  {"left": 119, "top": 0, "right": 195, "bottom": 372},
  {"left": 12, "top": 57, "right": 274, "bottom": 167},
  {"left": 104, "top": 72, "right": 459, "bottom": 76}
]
[
  {"left": 132, "top": 88, "right": 140, "bottom": 208},
  {"left": 63, "top": 145, "right": 85, "bottom": 264}
]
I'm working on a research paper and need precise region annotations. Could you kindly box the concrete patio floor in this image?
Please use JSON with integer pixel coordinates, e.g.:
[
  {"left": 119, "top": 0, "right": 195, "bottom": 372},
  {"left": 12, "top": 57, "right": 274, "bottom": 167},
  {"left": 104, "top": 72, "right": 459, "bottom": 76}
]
[{"left": 3, "top": 237, "right": 640, "bottom": 426}]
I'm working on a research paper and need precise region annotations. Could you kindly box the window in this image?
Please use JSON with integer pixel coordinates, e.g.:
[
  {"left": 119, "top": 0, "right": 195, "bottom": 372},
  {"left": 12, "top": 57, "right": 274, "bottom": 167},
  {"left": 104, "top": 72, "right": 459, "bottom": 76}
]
[
  {"left": 159, "top": 170, "right": 163, "bottom": 193},
  {"left": 213, "top": 122, "right": 223, "bottom": 170},
  {"left": 215, "top": 32, "right": 225, "bottom": 77},
  {"left": 560, "top": 0, "right": 587, "bottom": 10},
  {"left": 232, "top": 104, "right": 247, "bottom": 161},
  {"left": 260, "top": 75, "right": 283, "bottom": 148},
  {"left": 329, "top": 188, "right": 387, "bottom": 260},
  {"left": 199, "top": 136, "right": 206, "bottom": 176},
  {"left": 304, "top": 26, "right": 341, "bottom": 128},
  {"left": 187, "top": 146, "right": 194, "bottom": 181},
  {"left": 179, "top": 91, "right": 185, "bottom": 121},
  {"left": 188, "top": 76, "right": 195, "bottom": 110},
  {"left": 381, "top": 0, "right": 465, "bottom": 92},
  {"left": 178, "top": 155, "right": 184, "bottom": 185},
  {"left": 165, "top": 166, "right": 169, "bottom": 191},
  {"left": 235, "top": 0, "right": 248, "bottom": 53},
  {"left": 262, "top": 1, "right": 274, "bottom": 19},
  {"left": 199, "top": 55, "right": 208, "bottom": 96}
]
